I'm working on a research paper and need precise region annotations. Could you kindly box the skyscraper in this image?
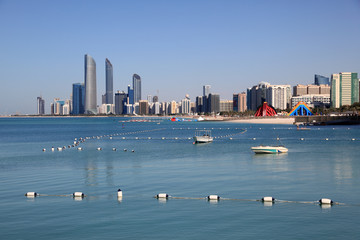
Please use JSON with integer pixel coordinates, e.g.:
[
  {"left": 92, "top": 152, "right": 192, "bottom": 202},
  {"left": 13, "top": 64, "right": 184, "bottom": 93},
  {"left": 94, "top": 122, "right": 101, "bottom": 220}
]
[
  {"left": 133, "top": 74, "right": 141, "bottom": 103},
  {"left": 37, "top": 96, "right": 45, "bottom": 115},
  {"left": 233, "top": 92, "right": 247, "bottom": 112},
  {"left": 266, "top": 85, "right": 291, "bottom": 110},
  {"left": 208, "top": 93, "right": 220, "bottom": 113},
  {"left": 203, "top": 85, "right": 211, "bottom": 97},
  {"left": 114, "top": 91, "right": 127, "bottom": 115},
  {"left": 84, "top": 54, "right": 97, "bottom": 114},
  {"left": 331, "top": 72, "right": 359, "bottom": 108},
  {"left": 72, "top": 83, "right": 85, "bottom": 115},
  {"left": 127, "top": 85, "right": 134, "bottom": 104},
  {"left": 315, "top": 74, "right": 330, "bottom": 86},
  {"left": 105, "top": 58, "right": 113, "bottom": 104}
]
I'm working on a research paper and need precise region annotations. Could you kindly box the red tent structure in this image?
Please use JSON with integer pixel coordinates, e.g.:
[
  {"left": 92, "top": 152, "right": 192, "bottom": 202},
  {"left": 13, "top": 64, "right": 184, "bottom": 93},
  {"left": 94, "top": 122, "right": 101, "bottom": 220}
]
[{"left": 254, "top": 102, "right": 277, "bottom": 117}]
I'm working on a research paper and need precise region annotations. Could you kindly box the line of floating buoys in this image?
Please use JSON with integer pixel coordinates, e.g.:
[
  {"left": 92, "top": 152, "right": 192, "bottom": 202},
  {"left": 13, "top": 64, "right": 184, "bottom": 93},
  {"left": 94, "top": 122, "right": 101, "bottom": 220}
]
[{"left": 154, "top": 194, "right": 338, "bottom": 207}]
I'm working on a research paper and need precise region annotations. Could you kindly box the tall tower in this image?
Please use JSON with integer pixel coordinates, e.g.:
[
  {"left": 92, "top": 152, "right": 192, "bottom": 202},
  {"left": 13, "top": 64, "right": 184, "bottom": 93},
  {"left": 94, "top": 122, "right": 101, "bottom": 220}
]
[
  {"left": 72, "top": 83, "right": 85, "bottom": 115},
  {"left": 84, "top": 54, "right": 97, "bottom": 114},
  {"left": 331, "top": 72, "right": 359, "bottom": 108},
  {"left": 203, "top": 85, "right": 211, "bottom": 97},
  {"left": 105, "top": 58, "right": 113, "bottom": 104},
  {"left": 37, "top": 96, "right": 45, "bottom": 115},
  {"left": 133, "top": 74, "right": 141, "bottom": 103}
]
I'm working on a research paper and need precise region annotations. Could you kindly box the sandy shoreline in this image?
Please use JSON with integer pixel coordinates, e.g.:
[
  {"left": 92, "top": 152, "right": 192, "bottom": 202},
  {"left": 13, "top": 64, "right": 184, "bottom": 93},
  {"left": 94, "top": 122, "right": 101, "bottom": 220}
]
[{"left": 226, "top": 117, "right": 295, "bottom": 125}]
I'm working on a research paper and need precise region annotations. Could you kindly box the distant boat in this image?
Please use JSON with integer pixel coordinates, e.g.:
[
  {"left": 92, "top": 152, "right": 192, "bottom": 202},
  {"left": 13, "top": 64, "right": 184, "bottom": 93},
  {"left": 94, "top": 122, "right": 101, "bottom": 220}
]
[
  {"left": 251, "top": 145, "right": 288, "bottom": 154},
  {"left": 193, "top": 130, "right": 213, "bottom": 144},
  {"left": 297, "top": 125, "right": 310, "bottom": 130},
  {"left": 197, "top": 117, "right": 204, "bottom": 121}
]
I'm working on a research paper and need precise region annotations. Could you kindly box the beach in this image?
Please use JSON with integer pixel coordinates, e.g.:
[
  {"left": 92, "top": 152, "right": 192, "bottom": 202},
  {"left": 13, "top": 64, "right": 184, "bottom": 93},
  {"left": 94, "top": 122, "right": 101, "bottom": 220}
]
[{"left": 226, "top": 117, "right": 295, "bottom": 124}]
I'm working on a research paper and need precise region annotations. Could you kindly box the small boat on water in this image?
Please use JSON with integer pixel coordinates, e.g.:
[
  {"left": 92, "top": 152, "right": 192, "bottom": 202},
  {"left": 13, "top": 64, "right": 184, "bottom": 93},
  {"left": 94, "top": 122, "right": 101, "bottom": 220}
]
[
  {"left": 251, "top": 145, "right": 288, "bottom": 154},
  {"left": 193, "top": 130, "right": 213, "bottom": 143}
]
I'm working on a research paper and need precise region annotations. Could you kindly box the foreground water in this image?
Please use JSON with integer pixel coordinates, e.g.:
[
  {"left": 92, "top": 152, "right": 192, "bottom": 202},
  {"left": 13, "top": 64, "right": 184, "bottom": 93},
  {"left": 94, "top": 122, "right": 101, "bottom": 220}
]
[{"left": 0, "top": 117, "right": 360, "bottom": 239}]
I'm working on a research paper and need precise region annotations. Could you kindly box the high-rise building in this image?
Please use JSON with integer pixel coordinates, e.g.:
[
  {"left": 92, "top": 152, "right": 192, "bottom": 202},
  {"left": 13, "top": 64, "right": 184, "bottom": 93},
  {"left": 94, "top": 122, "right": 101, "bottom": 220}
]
[
  {"left": 315, "top": 74, "right": 330, "bottom": 86},
  {"left": 133, "top": 74, "right": 141, "bottom": 103},
  {"left": 37, "top": 96, "right": 45, "bottom": 115},
  {"left": 220, "top": 100, "right": 233, "bottom": 112},
  {"left": 105, "top": 58, "right": 113, "bottom": 104},
  {"left": 208, "top": 93, "right": 220, "bottom": 113},
  {"left": 203, "top": 85, "right": 211, "bottom": 97},
  {"left": 139, "top": 100, "right": 149, "bottom": 115},
  {"left": 147, "top": 95, "right": 152, "bottom": 103},
  {"left": 196, "top": 96, "right": 205, "bottom": 113},
  {"left": 115, "top": 91, "right": 127, "bottom": 115},
  {"left": 181, "top": 95, "right": 191, "bottom": 114},
  {"left": 169, "top": 101, "right": 177, "bottom": 114},
  {"left": 84, "top": 54, "right": 97, "bottom": 114},
  {"left": 233, "top": 92, "right": 247, "bottom": 112},
  {"left": 72, "top": 83, "right": 85, "bottom": 115},
  {"left": 127, "top": 85, "right": 134, "bottom": 104},
  {"left": 247, "top": 82, "right": 270, "bottom": 110},
  {"left": 266, "top": 85, "right": 291, "bottom": 110},
  {"left": 331, "top": 72, "right": 359, "bottom": 108}
]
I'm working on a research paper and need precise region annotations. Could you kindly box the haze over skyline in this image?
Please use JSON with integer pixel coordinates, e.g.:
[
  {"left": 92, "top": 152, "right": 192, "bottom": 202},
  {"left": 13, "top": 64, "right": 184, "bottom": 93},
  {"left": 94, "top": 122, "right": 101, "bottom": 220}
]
[{"left": 1, "top": 0, "right": 359, "bottom": 115}]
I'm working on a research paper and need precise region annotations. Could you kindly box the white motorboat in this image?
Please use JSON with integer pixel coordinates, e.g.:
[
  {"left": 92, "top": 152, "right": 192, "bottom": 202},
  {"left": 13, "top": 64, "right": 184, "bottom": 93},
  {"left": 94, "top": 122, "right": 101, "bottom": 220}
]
[
  {"left": 193, "top": 130, "right": 213, "bottom": 143},
  {"left": 251, "top": 145, "right": 288, "bottom": 154}
]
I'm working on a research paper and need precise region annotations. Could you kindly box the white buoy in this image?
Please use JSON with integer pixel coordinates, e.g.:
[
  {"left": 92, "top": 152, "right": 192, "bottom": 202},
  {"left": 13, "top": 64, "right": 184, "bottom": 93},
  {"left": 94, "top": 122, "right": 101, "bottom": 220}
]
[
  {"left": 112, "top": 148, "right": 117, "bottom": 151},
  {"left": 262, "top": 196, "right": 275, "bottom": 202},
  {"left": 51, "top": 147, "right": 55, "bottom": 152},
  {"left": 42, "top": 148, "right": 46, "bottom": 152},
  {"left": 300, "top": 138, "right": 304, "bottom": 141},
  {"left": 156, "top": 193, "right": 169, "bottom": 199},
  {"left": 351, "top": 138, "right": 356, "bottom": 141},
  {"left": 325, "top": 138, "right": 329, "bottom": 141},
  {"left": 230, "top": 138, "right": 233, "bottom": 140},
  {"left": 57, "top": 147, "right": 62, "bottom": 151},
  {"left": 77, "top": 147, "right": 83, "bottom": 151},
  {"left": 117, "top": 189, "right": 123, "bottom": 198},
  {"left": 207, "top": 195, "right": 220, "bottom": 201},
  {"left": 131, "top": 150, "right": 135, "bottom": 152},
  {"left": 319, "top": 198, "right": 333, "bottom": 205},
  {"left": 276, "top": 137, "right": 280, "bottom": 140},
  {"left": 123, "top": 149, "right": 127, "bottom": 152},
  {"left": 73, "top": 192, "right": 85, "bottom": 198},
  {"left": 253, "top": 138, "right": 256, "bottom": 140},
  {"left": 97, "top": 147, "right": 102, "bottom": 151},
  {"left": 25, "top": 192, "right": 38, "bottom": 197}
]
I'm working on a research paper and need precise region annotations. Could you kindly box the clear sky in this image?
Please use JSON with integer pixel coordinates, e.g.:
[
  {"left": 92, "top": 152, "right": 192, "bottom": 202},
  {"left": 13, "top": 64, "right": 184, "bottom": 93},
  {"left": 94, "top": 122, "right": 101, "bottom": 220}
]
[{"left": 0, "top": 0, "right": 359, "bottom": 115}]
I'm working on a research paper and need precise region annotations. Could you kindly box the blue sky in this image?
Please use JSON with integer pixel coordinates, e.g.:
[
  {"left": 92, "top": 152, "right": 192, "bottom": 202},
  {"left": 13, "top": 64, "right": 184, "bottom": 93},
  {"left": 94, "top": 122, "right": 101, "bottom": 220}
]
[{"left": 0, "top": 0, "right": 359, "bottom": 115}]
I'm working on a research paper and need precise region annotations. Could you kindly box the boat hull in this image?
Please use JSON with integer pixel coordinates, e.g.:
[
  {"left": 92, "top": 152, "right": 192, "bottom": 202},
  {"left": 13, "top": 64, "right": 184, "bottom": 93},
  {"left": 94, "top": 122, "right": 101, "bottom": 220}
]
[
  {"left": 193, "top": 136, "right": 213, "bottom": 143},
  {"left": 251, "top": 146, "right": 288, "bottom": 154}
]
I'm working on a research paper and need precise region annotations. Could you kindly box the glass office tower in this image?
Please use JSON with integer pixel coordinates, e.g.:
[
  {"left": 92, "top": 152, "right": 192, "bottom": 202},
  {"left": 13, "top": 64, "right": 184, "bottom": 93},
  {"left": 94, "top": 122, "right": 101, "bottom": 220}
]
[
  {"left": 133, "top": 74, "right": 141, "bottom": 103},
  {"left": 84, "top": 54, "right": 97, "bottom": 114},
  {"left": 315, "top": 74, "right": 330, "bottom": 85},
  {"left": 72, "top": 83, "right": 85, "bottom": 115},
  {"left": 105, "top": 58, "right": 113, "bottom": 104}
]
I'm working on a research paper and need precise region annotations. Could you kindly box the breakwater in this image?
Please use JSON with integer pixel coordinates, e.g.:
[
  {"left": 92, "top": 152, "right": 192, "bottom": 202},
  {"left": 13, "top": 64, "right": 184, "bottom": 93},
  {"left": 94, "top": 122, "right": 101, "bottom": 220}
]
[{"left": 295, "top": 114, "right": 360, "bottom": 125}]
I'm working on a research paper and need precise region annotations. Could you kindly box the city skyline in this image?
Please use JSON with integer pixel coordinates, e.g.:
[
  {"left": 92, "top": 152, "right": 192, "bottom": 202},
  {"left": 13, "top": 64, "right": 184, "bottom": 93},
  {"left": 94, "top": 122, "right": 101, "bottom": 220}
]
[{"left": 1, "top": 0, "right": 360, "bottom": 115}]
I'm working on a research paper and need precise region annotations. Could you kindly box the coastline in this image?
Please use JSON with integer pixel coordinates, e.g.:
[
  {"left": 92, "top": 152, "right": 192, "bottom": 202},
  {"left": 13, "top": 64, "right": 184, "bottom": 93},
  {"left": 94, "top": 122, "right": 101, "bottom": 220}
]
[
  {"left": 0, "top": 115, "right": 296, "bottom": 124},
  {"left": 226, "top": 117, "right": 295, "bottom": 125}
]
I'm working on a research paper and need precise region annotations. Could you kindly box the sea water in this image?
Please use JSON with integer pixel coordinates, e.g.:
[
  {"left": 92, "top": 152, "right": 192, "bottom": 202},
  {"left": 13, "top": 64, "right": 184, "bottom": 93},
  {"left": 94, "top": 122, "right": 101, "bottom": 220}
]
[{"left": 0, "top": 117, "right": 360, "bottom": 239}]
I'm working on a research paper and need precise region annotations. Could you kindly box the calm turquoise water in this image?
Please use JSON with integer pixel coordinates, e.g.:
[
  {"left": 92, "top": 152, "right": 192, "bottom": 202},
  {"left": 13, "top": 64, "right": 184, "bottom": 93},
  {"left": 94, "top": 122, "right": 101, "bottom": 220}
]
[{"left": 1, "top": 117, "right": 360, "bottom": 239}]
